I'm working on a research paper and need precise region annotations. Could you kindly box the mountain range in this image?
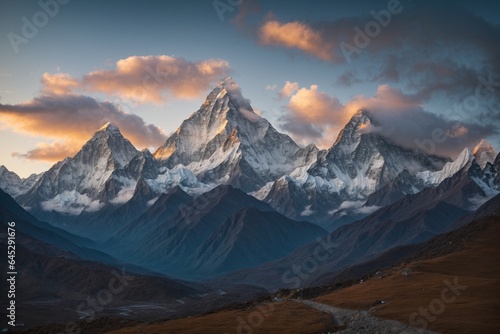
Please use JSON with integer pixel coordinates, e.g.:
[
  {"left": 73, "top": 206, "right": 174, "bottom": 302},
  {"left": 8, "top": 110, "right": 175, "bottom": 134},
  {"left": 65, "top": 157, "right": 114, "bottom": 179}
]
[
  {"left": 1, "top": 77, "right": 500, "bottom": 331},
  {"left": 5, "top": 78, "right": 497, "bottom": 229}
]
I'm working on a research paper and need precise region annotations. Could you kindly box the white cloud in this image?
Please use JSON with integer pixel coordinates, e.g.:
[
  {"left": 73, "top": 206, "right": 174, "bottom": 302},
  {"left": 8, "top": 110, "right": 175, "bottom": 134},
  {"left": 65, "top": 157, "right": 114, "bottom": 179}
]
[
  {"left": 109, "top": 187, "right": 136, "bottom": 204},
  {"left": 300, "top": 205, "right": 314, "bottom": 216},
  {"left": 355, "top": 205, "right": 380, "bottom": 215},
  {"left": 339, "top": 200, "right": 365, "bottom": 210},
  {"left": 147, "top": 197, "right": 159, "bottom": 206},
  {"left": 40, "top": 191, "right": 104, "bottom": 215}
]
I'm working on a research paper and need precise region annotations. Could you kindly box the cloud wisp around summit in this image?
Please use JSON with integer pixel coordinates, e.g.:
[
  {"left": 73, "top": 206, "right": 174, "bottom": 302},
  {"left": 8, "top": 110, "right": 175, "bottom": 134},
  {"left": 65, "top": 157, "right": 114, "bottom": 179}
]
[{"left": 279, "top": 84, "right": 495, "bottom": 157}]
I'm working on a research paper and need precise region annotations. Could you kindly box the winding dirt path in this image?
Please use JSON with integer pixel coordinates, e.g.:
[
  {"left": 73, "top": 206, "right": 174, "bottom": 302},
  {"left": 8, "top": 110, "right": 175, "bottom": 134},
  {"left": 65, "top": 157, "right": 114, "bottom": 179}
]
[{"left": 292, "top": 299, "right": 438, "bottom": 334}]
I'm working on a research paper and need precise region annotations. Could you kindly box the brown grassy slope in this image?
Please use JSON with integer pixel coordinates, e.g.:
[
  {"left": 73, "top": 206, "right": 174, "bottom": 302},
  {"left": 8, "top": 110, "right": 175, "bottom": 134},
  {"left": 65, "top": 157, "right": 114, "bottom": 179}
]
[
  {"left": 315, "top": 216, "right": 500, "bottom": 334},
  {"left": 105, "top": 301, "right": 339, "bottom": 334}
]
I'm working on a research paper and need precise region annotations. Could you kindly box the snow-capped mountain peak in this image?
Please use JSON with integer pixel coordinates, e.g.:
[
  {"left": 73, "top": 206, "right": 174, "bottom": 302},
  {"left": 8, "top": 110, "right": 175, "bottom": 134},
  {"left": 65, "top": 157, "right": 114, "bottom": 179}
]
[
  {"left": 417, "top": 147, "right": 473, "bottom": 186},
  {"left": 17, "top": 123, "right": 140, "bottom": 214},
  {"left": 153, "top": 78, "right": 319, "bottom": 191},
  {"left": 0, "top": 166, "right": 22, "bottom": 193},
  {"left": 0, "top": 166, "right": 44, "bottom": 198},
  {"left": 472, "top": 139, "right": 497, "bottom": 168},
  {"left": 258, "top": 108, "right": 450, "bottom": 224},
  {"left": 153, "top": 77, "right": 255, "bottom": 162},
  {"left": 82, "top": 122, "right": 138, "bottom": 168},
  {"left": 197, "top": 77, "right": 255, "bottom": 119},
  {"left": 97, "top": 121, "right": 121, "bottom": 134},
  {"left": 332, "top": 109, "right": 375, "bottom": 147}
]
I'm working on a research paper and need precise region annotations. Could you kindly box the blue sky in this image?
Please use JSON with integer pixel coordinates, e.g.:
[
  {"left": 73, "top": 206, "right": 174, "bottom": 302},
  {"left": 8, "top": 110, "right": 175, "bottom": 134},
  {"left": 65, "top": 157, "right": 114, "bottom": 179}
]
[{"left": 1, "top": 0, "right": 499, "bottom": 177}]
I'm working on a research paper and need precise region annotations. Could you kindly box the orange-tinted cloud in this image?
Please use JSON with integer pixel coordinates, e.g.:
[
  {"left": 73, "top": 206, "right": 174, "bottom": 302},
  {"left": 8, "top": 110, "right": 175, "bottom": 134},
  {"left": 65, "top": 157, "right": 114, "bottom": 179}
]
[
  {"left": 342, "top": 85, "right": 421, "bottom": 116},
  {"left": 257, "top": 4, "right": 500, "bottom": 118},
  {"left": 0, "top": 94, "right": 167, "bottom": 162},
  {"left": 81, "top": 55, "right": 231, "bottom": 103},
  {"left": 281, "top": 84, "right": 345, "bottom": 147},
  {"left": 278, "top": 81, "right": 299, "bottom": 99},
  {"left": 446, "top": 125, "right": 469, "bottom": 138},
  {"left": 259, "top": 20, "right": 334, "bottom": 61},
  {"left": 12, "top": 141, "right": 79, "bottom": 162},
  {"left": 41, "top": 73, "right": 79, "bottom": 95}
]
